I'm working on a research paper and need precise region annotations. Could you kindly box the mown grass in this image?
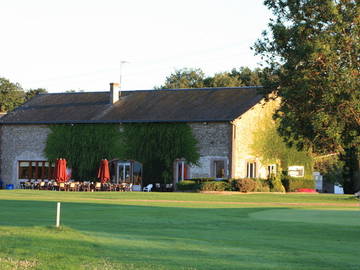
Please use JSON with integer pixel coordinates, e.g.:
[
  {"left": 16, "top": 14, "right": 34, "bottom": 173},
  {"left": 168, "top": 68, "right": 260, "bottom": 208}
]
[{"left": 0, "top": 190, "right": 359, "bottom": 270}]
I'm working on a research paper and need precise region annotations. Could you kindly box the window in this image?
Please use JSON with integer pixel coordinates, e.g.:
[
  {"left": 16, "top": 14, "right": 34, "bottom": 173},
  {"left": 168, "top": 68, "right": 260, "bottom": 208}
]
[
  {"left": 246, "top": 161, "right": 257, "bottom": 178},
  {"left": 214, "top": 160, "right": 225, "bottom": 178},
  {"left": 288, "top": 166, "right": 304, "bottom": 177},
  {"left": 267, "top": 164, "right": 276, "bottom": 177},
  {"left": 18, "top": 161, "right": 54, "bottom": 180}
]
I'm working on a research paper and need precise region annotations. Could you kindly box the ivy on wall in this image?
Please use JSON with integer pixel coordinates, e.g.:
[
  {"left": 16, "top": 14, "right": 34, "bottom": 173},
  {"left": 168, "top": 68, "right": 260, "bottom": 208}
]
[
  {"left": 45, "top": 124, "right": 123, "bottom": 180},
  {"left": 251, "top": 104, "right": 313, "bottom": 178},
  {"left": 121, "top": 123, "right": 200, "bottom": 185},
  {"left": 45, "top": 123, "right": 199, "bottom": 183}
]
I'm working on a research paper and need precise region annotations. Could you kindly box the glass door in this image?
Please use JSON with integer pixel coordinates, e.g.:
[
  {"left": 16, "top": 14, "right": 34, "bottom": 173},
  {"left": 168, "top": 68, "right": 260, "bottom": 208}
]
[{"left": 117, "top": 162, "right": 131, "bottom": 183}]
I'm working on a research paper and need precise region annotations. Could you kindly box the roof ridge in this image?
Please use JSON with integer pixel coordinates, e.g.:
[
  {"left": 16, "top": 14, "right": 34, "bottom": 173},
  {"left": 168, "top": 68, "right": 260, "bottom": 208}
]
[
  {"left": 39, "top": 91, "right": 109, "bottom": 95},
  {"left": 39, "top": 86, "right": 263, "bottom": 95}
]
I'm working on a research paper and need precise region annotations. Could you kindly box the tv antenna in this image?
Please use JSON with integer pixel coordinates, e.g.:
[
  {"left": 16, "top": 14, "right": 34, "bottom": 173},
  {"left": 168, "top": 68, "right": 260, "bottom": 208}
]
[{"left": 120, "top": 60, "right": 129, "bottom": 90}]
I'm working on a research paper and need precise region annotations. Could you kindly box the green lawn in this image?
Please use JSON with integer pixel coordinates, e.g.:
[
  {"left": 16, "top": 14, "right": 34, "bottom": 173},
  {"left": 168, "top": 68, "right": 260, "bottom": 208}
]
[{"left": 0, "top": 190, "right": 359, "bottom": 270}]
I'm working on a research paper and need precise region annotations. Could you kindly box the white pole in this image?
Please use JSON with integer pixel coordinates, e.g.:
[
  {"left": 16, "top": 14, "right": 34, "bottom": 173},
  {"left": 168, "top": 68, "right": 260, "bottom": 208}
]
[
  {"left": 56, "top": 202, "right": 61, "bottom": 228},
  {"left": 120, "top": 60, "right": 129, "bottom": 90}
]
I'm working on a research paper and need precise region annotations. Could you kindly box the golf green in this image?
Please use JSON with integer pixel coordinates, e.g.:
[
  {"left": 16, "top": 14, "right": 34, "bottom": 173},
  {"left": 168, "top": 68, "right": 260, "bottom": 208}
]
[{"left": 0, "top": 190, "right": 359, "bottom": 270}]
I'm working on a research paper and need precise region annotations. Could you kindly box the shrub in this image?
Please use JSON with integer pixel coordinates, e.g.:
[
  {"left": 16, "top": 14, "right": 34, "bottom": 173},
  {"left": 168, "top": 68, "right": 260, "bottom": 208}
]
[
  {"left": 254, "top": 179, "right": 270, "bottom": 192},
  {"left": 200, "top": 181, "right": 231, "bottom": 191},
  {"left": 176, "top": 180, "right": 199, "bottom": 191},
  {"left": 228, "top": 179, "right": 239, "bottom": 191},
  {"left": 187, "top": 177, "right": 216, "bottom": 184},
  {"left": 236, "top": 178, "right": 256, "bottom": 192},
  {"left": 268, "top": 174, "right": 286, "bottom": 192},
  {"left": 281, "top": 176, "right": 315, "bottom": 192}
]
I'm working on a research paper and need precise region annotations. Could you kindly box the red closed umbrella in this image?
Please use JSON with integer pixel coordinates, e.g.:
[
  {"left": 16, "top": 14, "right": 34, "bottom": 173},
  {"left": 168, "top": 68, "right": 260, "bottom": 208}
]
[
  {"left": 97, "top": 159, "right": 110, "bottom": 184},
  {"left": 54, "top": 158, "right": 68, "bottom": 183}
]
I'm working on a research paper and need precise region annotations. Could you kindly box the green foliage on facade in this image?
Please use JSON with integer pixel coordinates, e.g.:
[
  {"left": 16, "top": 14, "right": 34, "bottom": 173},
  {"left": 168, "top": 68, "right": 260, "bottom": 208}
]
[
  {"left": 45, "top": 124, "right": 123, "bottom": 180},
  {"left": 121, "top": 123, "right": 200, "bottom": 185},
  {"left": 251, "top": 104, "right": 313, "bottom": 179},
  {"left": 45, "top": 123, "right": 199, "bottom": 183}
]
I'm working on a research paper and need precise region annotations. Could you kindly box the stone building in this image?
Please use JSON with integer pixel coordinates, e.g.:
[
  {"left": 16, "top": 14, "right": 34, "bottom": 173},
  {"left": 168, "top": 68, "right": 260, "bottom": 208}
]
[{"left": 0, "top": 85, "right": 284, "bottom": 187}]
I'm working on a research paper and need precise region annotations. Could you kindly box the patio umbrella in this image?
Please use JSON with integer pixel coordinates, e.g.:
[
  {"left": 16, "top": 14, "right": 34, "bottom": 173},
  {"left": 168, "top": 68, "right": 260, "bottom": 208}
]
[
  {"left": 54, "top": 158, "right": 68, "bottom": 183},
  {"left": 97, "top": 159, "right": 110, "bottom": 184}
]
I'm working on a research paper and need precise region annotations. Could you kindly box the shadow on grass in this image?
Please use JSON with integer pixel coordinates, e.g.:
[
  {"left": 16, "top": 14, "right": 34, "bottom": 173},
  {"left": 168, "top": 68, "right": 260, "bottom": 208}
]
[{"left": 0, "top": 200, "right": 359, "bottom": 270}]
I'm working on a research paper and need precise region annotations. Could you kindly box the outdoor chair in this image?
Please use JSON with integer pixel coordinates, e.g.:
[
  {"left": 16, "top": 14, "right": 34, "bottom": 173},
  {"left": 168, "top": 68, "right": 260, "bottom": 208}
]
[
  {"left": 119, "top": 183, "right": 127, "bottom": 192},
  {"left": 59, "top": 182, "right": 66, "bottom": 191},
  {"left": 24, "top": 181, "right": 32, "bottom": 189},
  {"left": 95, "top": 182, "right": 102, "bottom": 191},
  {"left": 52, "top": 181, "right": 58, "bottom": 191},
  {"left": 143, "top": 184, "right": 153, "bottom": 192},
  {"left": 166, "top": 183, "right": 173, "bottom": 192},
  {"left": 80, "top": 182, "right": 89, "bottom": 192},
  {"left": 125, "top": 183, "right": 133, "bottom": 192},
  {"left": 39, "top": 181, "right": 46, "bottom": 190},
  {"left": 155, "top": 183, "right": 161, "bottom": 191},
  {"left": 69, "top": 182, "right": 77, "bottom": 192}
]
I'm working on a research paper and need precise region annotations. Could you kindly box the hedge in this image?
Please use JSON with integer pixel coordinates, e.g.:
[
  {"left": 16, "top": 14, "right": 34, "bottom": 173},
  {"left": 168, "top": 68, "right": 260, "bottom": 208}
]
[
  {"left": 185, "top": 178, "right": 216, "bottom": 184},
  {"left": 200, "top": 181, "right": 231, "bottom": 191},
  {"left": 176, "top": 180, "right": 200, "bottom": 191},
  {"left": 281, "top": 176, "right": 315, "bottom": 192}
]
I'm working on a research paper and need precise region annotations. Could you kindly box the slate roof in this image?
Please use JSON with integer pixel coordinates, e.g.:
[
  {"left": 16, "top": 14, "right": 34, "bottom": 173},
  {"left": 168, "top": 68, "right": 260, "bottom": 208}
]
[{"left": 0, "top": 87, "right": 263, "bottom": 124}]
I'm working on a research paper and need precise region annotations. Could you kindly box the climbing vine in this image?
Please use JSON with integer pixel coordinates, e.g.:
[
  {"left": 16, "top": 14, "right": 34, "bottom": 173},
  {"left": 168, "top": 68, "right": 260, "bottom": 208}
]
[
  {"left": 121, "top": 123, "right": 200, "bottom": 184},
  {"left": 45, "top": 122, "right": 199, "bottom": 184},
  {"left": 251, "top": 104, "right": 313, "bottom": 178},
  {"left": 45, "top": 124, "right": 123, "bottom": 180}
]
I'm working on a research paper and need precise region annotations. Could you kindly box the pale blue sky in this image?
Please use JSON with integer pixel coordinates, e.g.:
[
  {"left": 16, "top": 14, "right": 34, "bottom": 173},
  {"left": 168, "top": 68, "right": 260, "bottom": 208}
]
[{"left": 0, "top": 0, "right": 271, "bottom": 92}]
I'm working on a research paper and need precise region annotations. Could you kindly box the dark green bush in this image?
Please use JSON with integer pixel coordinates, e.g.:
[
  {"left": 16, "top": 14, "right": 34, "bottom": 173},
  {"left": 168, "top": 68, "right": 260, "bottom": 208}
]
[
  {"left": 176, "top": 180, "right": 200, "bottom": 191},
  {"left": 236, "top": 178, "right": 256, "bottom": 192},
  {"left": 228, "top": 179, "right": 239, "bottom": 191},
  {"left": 200, "top": 181, "right": 231, "bottom": 191},
  {"left": 281, "top": 176, "right": 315, "bottom": 192},
  {"left": 186, "top": 177, "right": 216, "bottom": 184}
]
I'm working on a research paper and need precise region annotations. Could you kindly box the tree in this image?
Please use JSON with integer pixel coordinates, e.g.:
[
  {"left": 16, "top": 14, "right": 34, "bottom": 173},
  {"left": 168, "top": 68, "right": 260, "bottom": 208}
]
[
  {"left": 158, "top": 67, "right": 262, "bottom": 89},
  {"left": 0, "top": 77, "right": 25, "bottom": 112},
  {"left": 254, "top": 0, "right": 360, "bottom": 193},
  {"left": 229, "top": 67, "right": 262, "bottom": 86},
  {"left": 157, "top": 68, "right": 205, "bottom": 89},
  {"left": 204, "top": 72, "right": 242, "bottom": 87},
  {"left": 25, "top": 88, "right": 47, "bottom": 101}
]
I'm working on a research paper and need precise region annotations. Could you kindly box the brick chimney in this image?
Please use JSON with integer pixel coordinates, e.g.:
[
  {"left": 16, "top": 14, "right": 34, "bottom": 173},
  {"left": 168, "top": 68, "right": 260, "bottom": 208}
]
[{"left": 109, "top": 82, "right": 120, "bottom": 104}]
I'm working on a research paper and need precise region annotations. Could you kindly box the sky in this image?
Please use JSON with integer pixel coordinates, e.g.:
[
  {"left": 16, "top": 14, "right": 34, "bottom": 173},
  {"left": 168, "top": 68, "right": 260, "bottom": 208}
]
[{"left": 0, "top": 0, "right": 272, "bottom": 92}]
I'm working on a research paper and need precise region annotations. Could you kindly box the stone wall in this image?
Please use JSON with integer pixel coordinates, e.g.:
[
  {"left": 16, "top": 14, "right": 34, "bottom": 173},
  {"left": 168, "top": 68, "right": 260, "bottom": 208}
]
[
  {"left": 231, "top": 98, "right": 279, "bottom": 179},
  {"left": 0, "top": 122, "right": 233, "bottom": 186},
  {"left": 0, "top": 125, "right": 50, "bottom": 187},
  {"left": 188, "top": 122, "right": 231, "bottom": 178}
]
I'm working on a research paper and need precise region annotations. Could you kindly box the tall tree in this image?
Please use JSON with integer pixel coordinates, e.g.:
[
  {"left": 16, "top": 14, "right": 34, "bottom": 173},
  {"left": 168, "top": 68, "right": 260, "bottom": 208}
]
[
  {"left": 158, "top": 67, "right": 262, "bottom": 89},
  {"left": 0, "top": 77, "right": 25, "bottom": 112},
  {"left": 25, "top": 88, "right": 47, "bottom": 101},
  {"left": 158, "top": 68, "right": 205, "bottom": 89},
  {"left": 254, "top": 0, "right": 360, "bottom": 193}
]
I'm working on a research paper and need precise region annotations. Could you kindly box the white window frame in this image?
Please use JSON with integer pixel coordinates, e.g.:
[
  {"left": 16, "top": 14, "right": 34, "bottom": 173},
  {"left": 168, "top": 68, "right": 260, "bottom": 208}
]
[
  {"left": 213, "top": 160, "right": 226, "bottom": 179},
  {"left": 246, "top": 161, "right": 257, "bottom": 178},
  {"left": 267, "top": 164, "right": 276, "bottom": 177},
  {"left": 288, "top": 166, "right": 304, "bottom": 177}
]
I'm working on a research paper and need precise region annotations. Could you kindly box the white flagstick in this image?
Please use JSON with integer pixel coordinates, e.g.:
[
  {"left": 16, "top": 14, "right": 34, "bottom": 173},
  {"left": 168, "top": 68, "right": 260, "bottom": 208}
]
[{"left": 56, "top": 202, "right": 61, "bottom": 228}]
